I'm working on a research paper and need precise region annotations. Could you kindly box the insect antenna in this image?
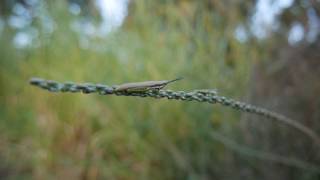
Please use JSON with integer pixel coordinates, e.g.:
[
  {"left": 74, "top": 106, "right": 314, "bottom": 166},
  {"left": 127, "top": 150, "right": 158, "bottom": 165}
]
[{"left": 166, "top": 77, "right": 183, "bottom": 84}]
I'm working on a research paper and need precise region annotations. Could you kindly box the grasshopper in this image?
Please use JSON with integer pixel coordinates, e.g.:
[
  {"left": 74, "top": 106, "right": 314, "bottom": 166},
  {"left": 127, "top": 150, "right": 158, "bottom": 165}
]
[{"left": 112, "top": 77, "right": 183, "bottom": 93}]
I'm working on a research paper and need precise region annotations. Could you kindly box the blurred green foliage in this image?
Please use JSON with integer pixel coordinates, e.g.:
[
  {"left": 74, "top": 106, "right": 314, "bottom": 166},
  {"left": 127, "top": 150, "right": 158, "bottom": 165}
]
[{"left": 1, "top": 0, "right": 317, "bottom": 179}]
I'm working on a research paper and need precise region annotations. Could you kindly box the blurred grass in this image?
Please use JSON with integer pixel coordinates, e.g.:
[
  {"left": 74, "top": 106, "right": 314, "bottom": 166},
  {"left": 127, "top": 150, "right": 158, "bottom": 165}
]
[{"left": 0, "top": 1, "right": 256, "bottom": 179}]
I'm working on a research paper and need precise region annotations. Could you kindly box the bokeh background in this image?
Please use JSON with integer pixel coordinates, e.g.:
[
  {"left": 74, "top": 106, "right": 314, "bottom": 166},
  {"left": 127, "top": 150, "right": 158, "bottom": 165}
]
[{"left": 0, "top": 0, "right": 320, "bottom": 179}]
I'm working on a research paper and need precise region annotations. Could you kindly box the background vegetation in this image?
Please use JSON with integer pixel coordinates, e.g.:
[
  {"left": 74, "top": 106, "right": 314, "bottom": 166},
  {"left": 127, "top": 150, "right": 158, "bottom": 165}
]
[{"left": 0, "top": 0, "right": 319, "bottom": 179}]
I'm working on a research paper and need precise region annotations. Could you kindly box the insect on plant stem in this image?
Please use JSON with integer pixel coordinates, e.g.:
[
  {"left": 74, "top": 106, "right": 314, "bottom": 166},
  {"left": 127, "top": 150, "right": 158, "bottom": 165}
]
[{"left": 112, "top": 77, "right": 183, "bottom": 92}]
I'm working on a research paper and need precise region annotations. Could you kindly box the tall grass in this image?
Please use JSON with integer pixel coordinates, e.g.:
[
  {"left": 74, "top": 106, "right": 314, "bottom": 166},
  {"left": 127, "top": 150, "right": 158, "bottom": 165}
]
[{"left": 0, "top": 1, "right": 258, "bottom": 179}]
